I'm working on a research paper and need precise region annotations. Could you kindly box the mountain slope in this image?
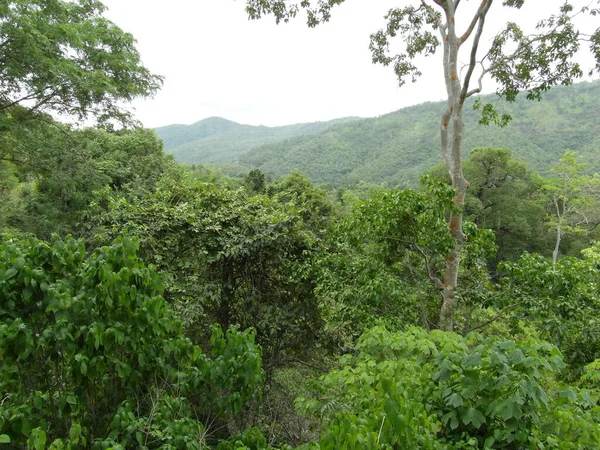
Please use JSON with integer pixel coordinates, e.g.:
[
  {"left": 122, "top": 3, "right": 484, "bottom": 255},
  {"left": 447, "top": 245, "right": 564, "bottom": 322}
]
[
  {"left": 240, "top": 81, "right": 600, "bottom": 185},
  {"left": 155, "top": 116, "right": 361, "bottom": 164},
  {"left": 157, "top": 117, "right": 244, "bottom": 152}
]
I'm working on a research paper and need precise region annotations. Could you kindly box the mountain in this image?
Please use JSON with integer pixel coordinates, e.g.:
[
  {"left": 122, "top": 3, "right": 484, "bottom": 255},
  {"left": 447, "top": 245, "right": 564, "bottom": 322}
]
[
  {"left": 157, "top": 117, "right": 243, "bottom": 151},
  {"left": 156, "top": 81, "right": 600, "bottom": 186},
  {"left": 240, "top": 81, "right": 600, "bottom": 186},
  {"left": 155, "top": 116, "right": 361, "bottom": 164}
]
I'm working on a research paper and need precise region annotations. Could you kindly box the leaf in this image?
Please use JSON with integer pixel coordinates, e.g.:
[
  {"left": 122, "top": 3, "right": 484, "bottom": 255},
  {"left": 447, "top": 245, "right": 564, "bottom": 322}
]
[
  {"left": 69, "top": 422, "right": 82, "bottom": 442},
  {"left": 27, "top": 428, "right": 46, "bottom": 450},
  {"left": 0, "top": 435, "right": 10, "bottom": 443},
  {"left": 384, "top": 399, "right": 405, "bottom": 434},
  {"left": 381, "top": 378, "right": 395, "bottom": 395},
  {"left": 484, "top": 436, "right": 495, "bottom": 448},
  {"left": 463, "top": 407, "right": 485, "bottom": 428},
  {"left": 446, "top": 393, "right": 464, "bottom": 407},
  {"left": 508, "top": 348, "right": 525, "bottom": 365}
]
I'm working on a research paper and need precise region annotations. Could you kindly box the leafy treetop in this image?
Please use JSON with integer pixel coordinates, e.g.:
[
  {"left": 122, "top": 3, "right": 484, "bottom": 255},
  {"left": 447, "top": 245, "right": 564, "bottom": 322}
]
[{"left": 0, "top": 0, "right": 162, "bottom": 126}]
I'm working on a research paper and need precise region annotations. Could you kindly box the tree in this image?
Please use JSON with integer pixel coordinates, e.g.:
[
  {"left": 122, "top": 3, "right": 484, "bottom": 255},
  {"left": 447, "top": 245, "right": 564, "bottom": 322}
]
[
  {"left": 87, "top": 174, "right": 324, "bottom": 370},
  {"left": 545, "top": 151, "right": 600, "bottom": 264},
  {"left": 0, "top": 0, "right": 162, "bottom": 126},
  {"left": 245, "top": 168, "right": 267, "bottom": 194},
  {"left": 499, "top": 246, "right": 600, "bottom": 372},
  {"left": 313, "top": 179, "right": 457, "bottom": 346},
  {"left": 1, "top": 125, "right": 176, "bottom": 238},
  {"left": 431, "top": 148, "right": 547, "bottom": 265},
  {"left": 267, "top": 170, "right": 334, "bottom": 235},
  {"left": 242, "top": 0, "right": 598, "bottom": 330}
]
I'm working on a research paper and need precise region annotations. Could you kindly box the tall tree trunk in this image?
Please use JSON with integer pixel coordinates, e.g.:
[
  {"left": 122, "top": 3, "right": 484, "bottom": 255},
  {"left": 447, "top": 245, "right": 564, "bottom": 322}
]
[
  {"left": 435, "top": 0, "right": 492, "bottom": 330},
  {"left": 552, "top": 195, "right": 562, "bottom": 265},
  {"left": 552, "top": 225, "right": 561, "bottom": 265},
  {"left": 437, "top": 0, "right": 469, "bottom": 332}
]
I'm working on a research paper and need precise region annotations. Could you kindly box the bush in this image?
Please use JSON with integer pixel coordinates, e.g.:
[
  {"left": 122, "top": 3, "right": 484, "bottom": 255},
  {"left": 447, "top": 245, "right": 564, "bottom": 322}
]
[
  {"left": 297, "top": 327, "right": 600, "bottom": 449},
  {"left": 0, "top": 235, "right": 262, "bottom": 448}
]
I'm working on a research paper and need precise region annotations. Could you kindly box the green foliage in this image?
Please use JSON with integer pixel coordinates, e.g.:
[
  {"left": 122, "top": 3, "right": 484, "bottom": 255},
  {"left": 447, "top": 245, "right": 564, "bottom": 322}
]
[
  {"left": 0, "top": 0, "right": 161, "bottom": 125},
  {"left": 544, "top": 151, "right": 600, "bottom": 261},
  {"left": 581, "top": 359, "right": 600, "bottom": 389},
  {"left": 3, "top": 1, "right": 600, "bottom": 446},
  {"left": 216, "top": 427, "right": 294, "bottom": 450},
  {"left": 186, "top": 163, "right": 247, "bottom": 188},
  {"left": 0, "top": 235, "right": 263, "bottom": 448},
  {"left": 87, "top": 174, "right": 323, "bottom": 368},
  {"left": 237, "top": 82, "right": 600, "bottom": 186},
  {"left": 311, "top": 177, "right": 496, "bottom": 342},
  {"left": 267, "top": 170, "right": 334, "bottom": 234},
  {"left": 499, "top": 249, "right": 600, "bottom": 372},
  {"left": 487, "top": 2, "right": 584, "bottom": 106},
  {"left": 463, "top": 148, "right": 546, "bottom": 260},
  {"left": 3, "top": 125, "right": 177, "bottom": 238},
  {"left": 245, "top": 169, "right": 267, "bottom": 194},
  {"left": 297, "top": 327, "right": 600, "bottom": 449},
  {"left": 430, "top": 148, "right": 547, "bottom": 265},
  {"left": 244, "top": 0, "right": 345, "bottom": 27}
]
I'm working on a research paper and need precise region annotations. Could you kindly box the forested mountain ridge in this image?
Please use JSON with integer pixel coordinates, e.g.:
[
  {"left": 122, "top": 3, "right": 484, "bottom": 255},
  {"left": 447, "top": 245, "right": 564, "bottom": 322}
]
[
  {"left": 159, "top": 81, "right": 600, "bottom": 186},
  {"left": 240, "top": 81, "right": 600, "bottom": 185},
  {"left": 155, "top": 116, "right": 361, "bottom": 163}
]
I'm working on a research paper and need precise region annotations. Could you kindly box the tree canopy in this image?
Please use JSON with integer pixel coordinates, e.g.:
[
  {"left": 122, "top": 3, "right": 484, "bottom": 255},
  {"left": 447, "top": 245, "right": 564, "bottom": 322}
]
[{"left": 0, "top": 0, "right": 162, "bottom": 126}]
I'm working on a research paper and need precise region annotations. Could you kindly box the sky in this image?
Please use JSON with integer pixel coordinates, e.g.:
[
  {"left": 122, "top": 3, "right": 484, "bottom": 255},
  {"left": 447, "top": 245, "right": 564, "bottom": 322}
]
[{"left": 100, "top": 0, "right": 598, "bottom": 128}]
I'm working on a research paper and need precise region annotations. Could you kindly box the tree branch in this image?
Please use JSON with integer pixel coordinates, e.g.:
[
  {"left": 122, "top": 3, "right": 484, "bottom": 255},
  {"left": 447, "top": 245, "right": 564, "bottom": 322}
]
[
  {"left": 465, "top": 63, "right": 489, "bottom": 98},
  {"left": 0, "top": 93, "right": 38, "bottom": 111},
  {"left": 462, "top": 303, "right": 519, "bottom": 334},
  {"left": 461, "top": 0, "right": 492, "bottom": 100},
  {"left": 413, "top": 243, "right": 444, "bottom": 290},
  {"left": 459, "top": 0, "right": 489, "bottom": 44}
]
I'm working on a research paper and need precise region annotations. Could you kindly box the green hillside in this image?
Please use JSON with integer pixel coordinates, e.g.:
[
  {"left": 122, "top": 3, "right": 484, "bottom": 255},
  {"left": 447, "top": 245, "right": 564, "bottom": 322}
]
[
  {"left": 240, "top": 81, "right": 600, "bottom": 185},
  {"left": 155, "top": 116, "right": 361, "bottom": 163}
]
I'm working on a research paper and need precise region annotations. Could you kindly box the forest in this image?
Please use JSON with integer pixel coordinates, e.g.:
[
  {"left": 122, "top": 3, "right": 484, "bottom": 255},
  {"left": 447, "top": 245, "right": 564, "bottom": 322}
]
[
  {"left": 1, "top": 0, "right": 600, "bottom": 449},
  {"left": 157, "top": 82, "right": 600, "bottom": 187}
]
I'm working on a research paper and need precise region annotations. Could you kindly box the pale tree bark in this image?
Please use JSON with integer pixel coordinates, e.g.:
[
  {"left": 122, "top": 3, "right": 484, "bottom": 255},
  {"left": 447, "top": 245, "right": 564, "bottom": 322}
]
[
  {"left": 552, "top": 195, "right": 563, "bottom": 265},
  {"left": 433, "top": 0, "right": 493, "bottom": 331}
]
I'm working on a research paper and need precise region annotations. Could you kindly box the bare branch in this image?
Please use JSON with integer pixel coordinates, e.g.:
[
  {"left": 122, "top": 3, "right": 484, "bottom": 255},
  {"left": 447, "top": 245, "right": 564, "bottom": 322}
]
[
  {"left": 0, "top": 93, "right": 38, "bottom": 111},
  {"left": 459, "top": 0, "right": 489, "bottom": 44},
  {"left": 29, "top": 88, "right": 62, "bottom": 114},
  {"left": 465, "top": 63, "right": 489, "bottom": 98},
  {"left": 461, "top": 0, "right": 493, "bottom": 100}
]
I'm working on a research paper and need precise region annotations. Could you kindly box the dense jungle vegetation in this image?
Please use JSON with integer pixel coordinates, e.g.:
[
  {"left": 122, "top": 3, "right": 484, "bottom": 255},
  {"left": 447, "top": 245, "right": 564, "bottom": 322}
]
[{"left": 2, "top": 0, "right": 600, "bottom": 449}]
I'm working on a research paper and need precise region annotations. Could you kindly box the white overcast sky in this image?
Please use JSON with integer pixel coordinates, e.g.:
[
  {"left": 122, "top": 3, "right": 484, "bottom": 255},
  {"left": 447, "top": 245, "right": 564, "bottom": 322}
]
[{"left": 100, "top": 0, "right": 598, "bottom": 128}]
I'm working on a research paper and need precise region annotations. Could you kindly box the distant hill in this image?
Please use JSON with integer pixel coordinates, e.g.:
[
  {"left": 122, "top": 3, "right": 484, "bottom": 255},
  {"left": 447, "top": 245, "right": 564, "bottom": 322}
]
[
  {"left": 240, "top": 81, "right": 600, "bottom": 186},
  {"left": 155, "top": 116, "right": 361, "bottom": 163},
  {"left": 156, "top": 81, "right": 600, "bottom": 186}
]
